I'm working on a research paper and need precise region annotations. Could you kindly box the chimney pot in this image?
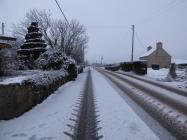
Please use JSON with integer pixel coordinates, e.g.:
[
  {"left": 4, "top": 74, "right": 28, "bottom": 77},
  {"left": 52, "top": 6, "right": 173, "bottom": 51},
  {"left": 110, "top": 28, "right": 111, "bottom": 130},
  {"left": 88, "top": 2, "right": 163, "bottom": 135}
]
[{"left": 156, "top": 42, "right": 163, "bottom": 49}]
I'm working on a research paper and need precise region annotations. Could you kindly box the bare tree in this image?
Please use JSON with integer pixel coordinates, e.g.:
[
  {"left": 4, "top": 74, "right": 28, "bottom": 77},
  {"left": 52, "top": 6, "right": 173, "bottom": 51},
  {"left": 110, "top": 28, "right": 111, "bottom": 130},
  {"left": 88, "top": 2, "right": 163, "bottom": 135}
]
[
  {"left": 56, "top": 19, "right": 88, "bottom": 62},
  {"left": 12, "top": 9, "right": 53, "bottom": 47},
  {"left": 12, "top": 9, "right": 88, "bottom": 64},
  {"left": 48, "top": 19, "right": 88, "bottom": 63}
]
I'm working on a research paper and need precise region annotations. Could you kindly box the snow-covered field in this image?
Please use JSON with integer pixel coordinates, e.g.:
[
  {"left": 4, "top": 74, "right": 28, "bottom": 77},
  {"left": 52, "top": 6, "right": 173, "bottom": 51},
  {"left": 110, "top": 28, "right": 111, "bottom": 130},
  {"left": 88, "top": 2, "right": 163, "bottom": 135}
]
[
  {"left": 0, "top": 70, "right": 87, "bottom": 140},
  {"left": 118, "top": 68, "right": 187, "bottom": 89},
  {"left": 145, "top": 68, "right": 187, "bottom": 89},
  {"left": 145, "top": 68, "right": 169, "bottom": 80}
]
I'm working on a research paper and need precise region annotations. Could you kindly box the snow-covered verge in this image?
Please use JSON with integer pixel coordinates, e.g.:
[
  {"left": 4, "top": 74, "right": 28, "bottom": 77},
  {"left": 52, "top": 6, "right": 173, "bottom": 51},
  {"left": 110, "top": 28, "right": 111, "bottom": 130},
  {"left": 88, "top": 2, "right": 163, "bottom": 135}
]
[
  {"left": 91, "top": 68, "right": 159, "bottom": 140},
  {"left": 145, "top": 68, "right": 187, "bottom": 89},
  {"left": 145, "top": 68, "right": 169, "bottom": 80},
  {"left": 119, "top": 68, "right": 187, "bottom": 89},
  {"left": 0, "top": 71, "right": 88, "bottom": 140}
]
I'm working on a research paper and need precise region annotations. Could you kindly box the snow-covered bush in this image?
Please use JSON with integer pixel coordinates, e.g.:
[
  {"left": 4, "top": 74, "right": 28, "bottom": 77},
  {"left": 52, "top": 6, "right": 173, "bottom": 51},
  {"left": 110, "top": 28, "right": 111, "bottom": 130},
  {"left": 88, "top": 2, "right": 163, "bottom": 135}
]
[
  {"left": 62, "top": 56, "right": 78, "bottom": 80},
  {"left": 35, "top": 48, "right": 67, "bottom": 70},
  {"left": 22, "top": 70, "right": 68, "bottom": 86},
  {"left": 35, "top": 48, "right": 78, "bottom": 81}
]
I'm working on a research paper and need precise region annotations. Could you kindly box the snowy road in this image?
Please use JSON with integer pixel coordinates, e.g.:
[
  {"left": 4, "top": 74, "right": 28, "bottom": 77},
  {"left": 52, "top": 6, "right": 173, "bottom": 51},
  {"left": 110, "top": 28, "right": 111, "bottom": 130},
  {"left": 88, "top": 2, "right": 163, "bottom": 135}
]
[
  {"left": 97, "top": 68, "right": 187, "bottom": 139},
  {"left": 0, "top": 68, "right": 178, "bottom": 140},
  {"left": 91, "top": 68, "right": 160, "bottom": 140}
]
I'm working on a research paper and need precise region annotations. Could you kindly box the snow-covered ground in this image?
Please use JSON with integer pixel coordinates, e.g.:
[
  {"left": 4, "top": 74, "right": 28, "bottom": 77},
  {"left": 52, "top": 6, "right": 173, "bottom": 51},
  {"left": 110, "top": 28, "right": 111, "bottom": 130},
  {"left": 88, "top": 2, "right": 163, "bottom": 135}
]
[
  {"left": 145, "top": 68, "right": 169, "bottom": 80},
  {"left": 92, "top": 68, "right": 159, "bottom": 140},
  {"left": 145, "top": 68, "right": 187, "bottom": 89},
  {"left": 118, "top": 68, "right": 187, "bottom": 89},
  {"left": 1, "top": 67, "right": 180, "bottom": 140},
  {"left": 0, "top": 70, "right": 87, "bottom": 140}
]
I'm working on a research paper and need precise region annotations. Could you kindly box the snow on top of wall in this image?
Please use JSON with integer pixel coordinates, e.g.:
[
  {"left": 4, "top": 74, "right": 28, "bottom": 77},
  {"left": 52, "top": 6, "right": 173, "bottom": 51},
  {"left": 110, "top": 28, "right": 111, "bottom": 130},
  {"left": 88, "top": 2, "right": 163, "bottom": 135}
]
[
  {"left": 23, "top": 69, "right": 68, "bottom": 86},
  {"left": 0, "top": 75, "right": 31, "bottom": 85},
  {"left": 140, "top": 47, "right": 156, "bottom": 58},
  {"left": 0, "top": 69, "right": 68, "bottom": 86}
]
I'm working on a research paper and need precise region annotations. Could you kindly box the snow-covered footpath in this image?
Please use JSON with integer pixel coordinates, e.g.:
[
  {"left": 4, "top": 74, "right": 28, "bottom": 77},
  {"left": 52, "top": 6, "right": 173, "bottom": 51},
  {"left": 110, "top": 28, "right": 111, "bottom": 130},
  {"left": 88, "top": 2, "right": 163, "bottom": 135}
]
[
  {"left": 92, "top": 68, "right": 159, "bottom": 140},
  {"left": 0, "top": 70, "right": 87, "bottom": 140}
]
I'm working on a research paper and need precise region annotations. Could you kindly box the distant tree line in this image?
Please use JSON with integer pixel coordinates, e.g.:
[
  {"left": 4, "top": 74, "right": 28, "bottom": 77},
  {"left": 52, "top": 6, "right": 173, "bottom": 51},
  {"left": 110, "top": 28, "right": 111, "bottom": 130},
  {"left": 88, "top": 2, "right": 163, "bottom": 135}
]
[{"left": 12, "top": 9, "right": 88, "bottom": 64}]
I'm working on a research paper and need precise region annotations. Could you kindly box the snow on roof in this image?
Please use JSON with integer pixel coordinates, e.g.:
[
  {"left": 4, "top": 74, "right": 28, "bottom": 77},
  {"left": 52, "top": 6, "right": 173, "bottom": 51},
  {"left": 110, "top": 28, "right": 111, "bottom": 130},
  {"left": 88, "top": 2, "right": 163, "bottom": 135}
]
[
  {"left": 140, "top": 47, "right": 156, "bottom": 58},
  {"left": 172, "top": 58, "right": 187, "bottom": 65},
  {"left": 0, "top": 35, "right": 16, "bottom": 41}
]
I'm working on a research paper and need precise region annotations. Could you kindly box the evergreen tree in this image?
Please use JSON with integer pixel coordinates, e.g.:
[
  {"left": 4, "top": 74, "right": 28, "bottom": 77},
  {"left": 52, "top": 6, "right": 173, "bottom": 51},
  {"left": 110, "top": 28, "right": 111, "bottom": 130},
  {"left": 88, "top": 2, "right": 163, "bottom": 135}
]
[{"left": 17, "top": 22, "right": 47, "bottom": 69}]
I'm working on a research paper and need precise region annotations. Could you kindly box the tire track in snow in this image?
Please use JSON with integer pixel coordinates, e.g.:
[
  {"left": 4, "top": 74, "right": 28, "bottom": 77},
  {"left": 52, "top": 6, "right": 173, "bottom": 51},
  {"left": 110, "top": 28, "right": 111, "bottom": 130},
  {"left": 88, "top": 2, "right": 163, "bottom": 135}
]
[{"left": 98, "top": 68, "right": 187, "bottom": 139}]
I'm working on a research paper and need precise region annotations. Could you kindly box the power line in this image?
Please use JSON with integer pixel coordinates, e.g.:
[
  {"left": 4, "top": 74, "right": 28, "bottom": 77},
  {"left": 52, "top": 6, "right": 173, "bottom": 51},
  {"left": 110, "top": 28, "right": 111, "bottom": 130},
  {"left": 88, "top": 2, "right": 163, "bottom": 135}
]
[
  {"left": 54, "top": 0, "right": 70, "bottom": 26},
  {"left": 85, "top": 25, "right": 129, "bottom": 30},
  {"left": 131, "top": 0, "right": 186, "bottom": 54},
  {"left": 136, "top": 0, "right": 186, "bottom": 25},
  {"left": 135, "top": 30, "right": 145, "bottom": 50}
]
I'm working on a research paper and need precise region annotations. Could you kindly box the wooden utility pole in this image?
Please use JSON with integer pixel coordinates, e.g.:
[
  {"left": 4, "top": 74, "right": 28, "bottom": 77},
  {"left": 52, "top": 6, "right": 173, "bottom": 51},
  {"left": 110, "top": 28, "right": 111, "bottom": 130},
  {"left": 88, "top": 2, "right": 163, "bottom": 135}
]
[
  {"left": 2, "top": 22, "right": 5, "bottom": 35},
  {"left": 83, "top": 46, "right": 85, "bottom": 64},
  {"left": 101, "top": 56, "right": 103, "bottom": 65},
  {"left": 131, "top": 25, "right": 135, "bottom": 62}
]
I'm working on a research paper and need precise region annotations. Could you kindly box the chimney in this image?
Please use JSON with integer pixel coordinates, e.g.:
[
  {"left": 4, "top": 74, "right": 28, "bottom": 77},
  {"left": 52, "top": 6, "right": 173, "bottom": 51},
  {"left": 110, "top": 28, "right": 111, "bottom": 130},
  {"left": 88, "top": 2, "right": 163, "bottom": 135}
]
[
  {"left": 147, "top": 46, "right": 152, "bottom": 51},
  {"left": 156, "top": 42, "right": 163, "bottom": 49}
]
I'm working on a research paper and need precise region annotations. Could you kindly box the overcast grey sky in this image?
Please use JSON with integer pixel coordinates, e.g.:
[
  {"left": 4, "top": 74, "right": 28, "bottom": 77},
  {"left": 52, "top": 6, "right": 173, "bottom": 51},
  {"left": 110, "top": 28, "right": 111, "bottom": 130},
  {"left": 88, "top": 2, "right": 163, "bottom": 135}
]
[{"left": 0, "top": 0, "right": 187, "bottom": 63}]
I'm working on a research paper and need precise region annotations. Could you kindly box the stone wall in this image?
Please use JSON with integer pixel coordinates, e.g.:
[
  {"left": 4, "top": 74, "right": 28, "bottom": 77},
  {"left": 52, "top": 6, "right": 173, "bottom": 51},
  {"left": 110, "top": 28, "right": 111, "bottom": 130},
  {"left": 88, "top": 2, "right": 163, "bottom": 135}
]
[{"left": 0, "top": 76, "right": 68, "bottom": 120}]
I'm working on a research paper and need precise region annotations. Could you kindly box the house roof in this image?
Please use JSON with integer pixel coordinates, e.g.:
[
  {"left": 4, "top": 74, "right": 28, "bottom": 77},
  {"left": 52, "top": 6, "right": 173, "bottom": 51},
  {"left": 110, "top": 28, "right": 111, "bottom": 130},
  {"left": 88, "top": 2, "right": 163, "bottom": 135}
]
[
  {"left": 140, "top": 47, "right": 156, "bottom": 58},
  {"left": 0, "top": 35, "right": 16, "bottom": 41}
]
